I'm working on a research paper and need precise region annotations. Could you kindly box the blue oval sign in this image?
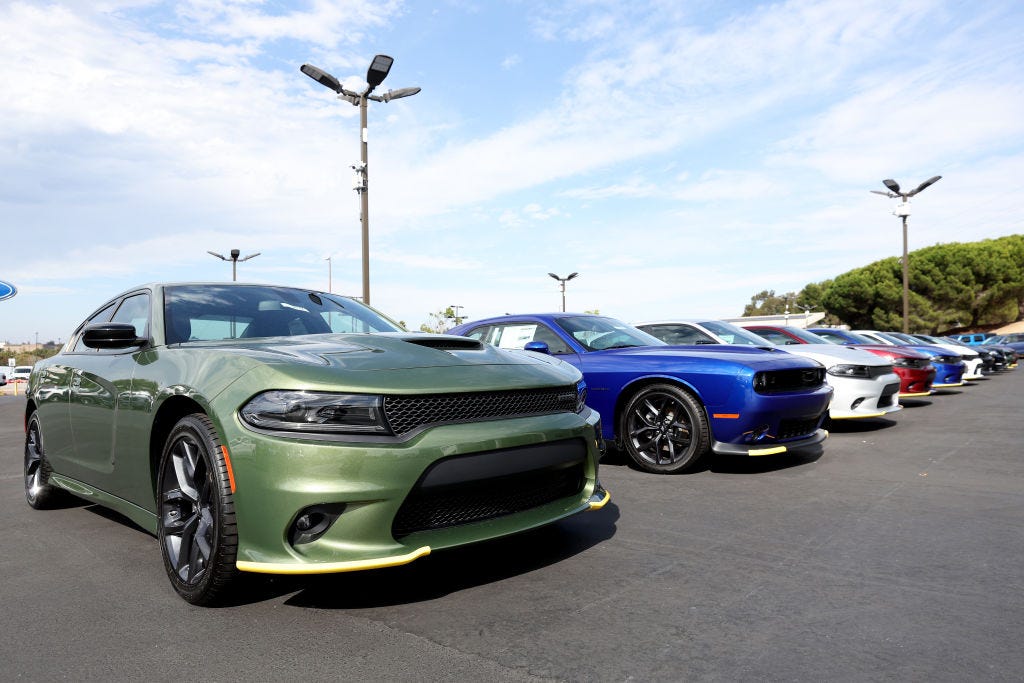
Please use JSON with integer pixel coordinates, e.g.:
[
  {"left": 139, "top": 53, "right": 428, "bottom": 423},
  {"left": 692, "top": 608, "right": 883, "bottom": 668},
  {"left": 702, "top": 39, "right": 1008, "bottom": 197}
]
[{"left": 0, "top": 280, "right": 17, "bottom": 302}]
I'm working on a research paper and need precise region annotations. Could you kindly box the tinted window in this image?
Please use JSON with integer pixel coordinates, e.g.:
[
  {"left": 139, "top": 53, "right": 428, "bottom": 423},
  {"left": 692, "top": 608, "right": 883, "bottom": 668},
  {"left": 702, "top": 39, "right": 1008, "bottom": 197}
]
[
  {"left": 70, "top": 301, "right": 118, "bottom": 353},
  {"left": 473, "top": 322, "right": 573, "bottom": 355},
  {"left": 111, "top": 293, "right": 150, "bottom": 338},
  {"left": 639, "top": 324, "right": 715, "bottom": 345},
  {"left": 164, "top": 285, "right": 402, "bottom": 344},
  {"left": 748, "top": 328, "right": 794, "bottom": 345}
]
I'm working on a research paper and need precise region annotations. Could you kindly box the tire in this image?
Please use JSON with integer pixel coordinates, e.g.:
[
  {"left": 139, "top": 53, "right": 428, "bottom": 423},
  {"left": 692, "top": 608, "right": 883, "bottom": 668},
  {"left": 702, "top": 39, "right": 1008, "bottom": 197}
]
[
  {"left": 24, "top": 412, "right": 68, "bottom": 509},
  {"left": 619, "top": 384, "right": 711, "bottom": 473},
  {"left": 157, "top": 413, "right": 239, "bottom": 605}
]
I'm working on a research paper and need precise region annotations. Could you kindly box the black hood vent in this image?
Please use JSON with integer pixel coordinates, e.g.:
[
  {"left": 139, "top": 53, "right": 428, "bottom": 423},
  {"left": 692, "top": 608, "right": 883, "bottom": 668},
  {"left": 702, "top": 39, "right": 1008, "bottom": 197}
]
[{"left": 401, "top": 336, "right": 484, "bottom": 351}]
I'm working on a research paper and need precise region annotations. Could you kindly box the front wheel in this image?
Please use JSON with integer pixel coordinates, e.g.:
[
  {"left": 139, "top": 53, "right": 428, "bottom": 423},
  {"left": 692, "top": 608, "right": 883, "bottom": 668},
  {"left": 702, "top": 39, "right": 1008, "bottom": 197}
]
[
  {"left": 620, "top": 384, "right": 710, "bottom": 473},
  {"left": 24, "top": 412, "right": 68, "bottom": 509},
  {"left": 157, "top": 414, "right": 239, "bottom": 605}
]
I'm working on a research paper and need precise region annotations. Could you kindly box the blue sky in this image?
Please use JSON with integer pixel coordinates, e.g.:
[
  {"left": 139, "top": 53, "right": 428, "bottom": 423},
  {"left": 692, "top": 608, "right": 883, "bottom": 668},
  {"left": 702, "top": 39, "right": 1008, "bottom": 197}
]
[{"left": 2, "top": 0, "right": 1023, "bottom": 343}]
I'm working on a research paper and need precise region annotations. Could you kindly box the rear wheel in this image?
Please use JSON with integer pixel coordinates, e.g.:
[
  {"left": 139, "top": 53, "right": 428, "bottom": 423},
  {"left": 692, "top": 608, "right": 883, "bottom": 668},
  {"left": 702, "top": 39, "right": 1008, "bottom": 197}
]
[
  {"left": 157, "top": 414, "right": 239, "bottom": 605},
  {"left": 24, "top": 412, "right": 67, "bottom": 509},
  {"left": 620, "top": 384, "right": 710, "bottom": 473}
]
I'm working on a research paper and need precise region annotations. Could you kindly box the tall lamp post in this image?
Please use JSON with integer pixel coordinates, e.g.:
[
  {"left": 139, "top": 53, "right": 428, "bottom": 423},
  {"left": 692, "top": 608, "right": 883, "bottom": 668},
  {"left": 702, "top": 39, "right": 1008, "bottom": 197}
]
[
  {"left": 871, "top": 175, "right": 941, "bottom": 332},
  {"left": 208, "top": 249, "right": 260, "bottom": 281},
  {"left": 325, "top": 256, "right": 332, "bottom": 293},
  {"left": 548, "top": 272, "right": 578, "bottom": 312},
  {"left": 449, "top": 304, "right": 464, "bottom": 326},
  {"left": 300, "top": 57, "right": 421, "bottom": 306}
]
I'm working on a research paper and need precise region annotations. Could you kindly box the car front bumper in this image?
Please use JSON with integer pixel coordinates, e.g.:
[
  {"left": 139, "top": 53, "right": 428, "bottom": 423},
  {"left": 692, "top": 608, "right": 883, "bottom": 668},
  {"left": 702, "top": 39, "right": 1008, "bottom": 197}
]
[{"left": 219, "top": 408, "right": 607, "bottom": 574}]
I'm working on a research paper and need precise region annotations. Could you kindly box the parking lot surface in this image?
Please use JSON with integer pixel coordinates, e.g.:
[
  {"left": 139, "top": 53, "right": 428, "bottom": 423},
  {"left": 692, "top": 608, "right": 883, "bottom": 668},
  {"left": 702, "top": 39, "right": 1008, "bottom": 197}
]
[{"left": 2, "top": 371, "right": 1023, "bottom": 681}]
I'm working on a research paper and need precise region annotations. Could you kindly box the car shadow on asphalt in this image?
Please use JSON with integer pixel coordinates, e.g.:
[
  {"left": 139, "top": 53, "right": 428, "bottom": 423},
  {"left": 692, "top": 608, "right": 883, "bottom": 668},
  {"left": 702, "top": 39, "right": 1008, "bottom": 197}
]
[
  {"left": 600, "top": 445, "right": 824, "bottom": 476},
  {"left": 270, "top": 505, "right": 620, "bottom": 609},
  {"left": 825, "top": 416, "right": 899, "bottom": 434},
  {"left": 899, "top": 398, "right": 933, "bottom": 408}
]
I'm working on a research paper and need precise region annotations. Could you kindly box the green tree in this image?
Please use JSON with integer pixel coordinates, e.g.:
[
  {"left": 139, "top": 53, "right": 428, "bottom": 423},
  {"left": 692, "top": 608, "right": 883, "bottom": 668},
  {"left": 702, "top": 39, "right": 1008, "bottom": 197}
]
[{"left": 419, "top": 307, "right": 457, "bottom": 333}]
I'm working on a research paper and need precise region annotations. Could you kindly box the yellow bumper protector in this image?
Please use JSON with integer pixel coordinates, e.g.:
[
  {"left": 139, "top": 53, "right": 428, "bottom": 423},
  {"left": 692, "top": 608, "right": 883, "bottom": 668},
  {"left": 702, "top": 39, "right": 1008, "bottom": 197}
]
[
  {"left": 748, "top": 445, "right": 788, "bottom": 456},
  {"left": 830, "top": 411, "right": 890, "bottom": 419},
  {"left": 899, "top": 391, "right": 932, "bottom": 398},
  {"left": 237, "top": 545, "right": 431, "bottom": 575},
  {"left": 588, "top": 487, "right": 611, "bottom": 511}
]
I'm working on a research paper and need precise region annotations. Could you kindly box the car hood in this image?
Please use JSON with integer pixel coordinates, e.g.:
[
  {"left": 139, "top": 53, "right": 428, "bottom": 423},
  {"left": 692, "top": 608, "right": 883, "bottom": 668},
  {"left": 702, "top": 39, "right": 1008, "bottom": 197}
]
[
  {"left": 163, "top": 333, "right": 582, "bottom": 394},
  {"left": 592, "top": 344, "right": 824, "bottom": 371},
  {"left": 774, "top": 344, "right": 893, "bottom": 368}
]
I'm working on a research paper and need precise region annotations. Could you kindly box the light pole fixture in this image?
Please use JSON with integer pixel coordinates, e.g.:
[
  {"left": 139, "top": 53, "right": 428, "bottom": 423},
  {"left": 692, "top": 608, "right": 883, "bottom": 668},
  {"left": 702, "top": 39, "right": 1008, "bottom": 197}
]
[
  {"left": 208, "top": 249, "right": 260, "bottom": 281},
  {"left": 300, "top": 57, "right": 421, "bottom": 306},
  {"left": 449, "top": 304, "right": 464, "bottom": 326},
  {"left": 548, "top": 272, "right": 579, "bottom": 312},
  {"left": 325, "top": 256, "right": 332, "bottom": 293},
  {"left": 870, "top": 175, "right": 942, "bottom": 332}
]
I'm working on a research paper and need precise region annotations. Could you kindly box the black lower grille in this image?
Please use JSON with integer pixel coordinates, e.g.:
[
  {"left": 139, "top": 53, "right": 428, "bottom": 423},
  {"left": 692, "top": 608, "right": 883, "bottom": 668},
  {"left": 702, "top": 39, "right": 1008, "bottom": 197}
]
[
  {"left": 392, "top": 439, "right": 587, "bottom": 538},
  {"left": 879, "top": 383, "right": 900, "bottom": 407},
  {"left": 777, "top": 416, "right": 821, "bottom": 439}
]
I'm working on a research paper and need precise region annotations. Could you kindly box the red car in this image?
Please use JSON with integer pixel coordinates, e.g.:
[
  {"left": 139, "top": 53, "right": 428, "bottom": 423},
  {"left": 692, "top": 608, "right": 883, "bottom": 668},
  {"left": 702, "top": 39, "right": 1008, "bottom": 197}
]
[{"left": 806, "top": 328, "right": 936, "bottom": 397}]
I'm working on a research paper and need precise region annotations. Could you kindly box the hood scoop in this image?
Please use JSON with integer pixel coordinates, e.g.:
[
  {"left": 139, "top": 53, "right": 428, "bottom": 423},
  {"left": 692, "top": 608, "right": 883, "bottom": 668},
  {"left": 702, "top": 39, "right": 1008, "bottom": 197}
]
[{"left": 400, "top": 336, "right": 484, "bottom": 351}]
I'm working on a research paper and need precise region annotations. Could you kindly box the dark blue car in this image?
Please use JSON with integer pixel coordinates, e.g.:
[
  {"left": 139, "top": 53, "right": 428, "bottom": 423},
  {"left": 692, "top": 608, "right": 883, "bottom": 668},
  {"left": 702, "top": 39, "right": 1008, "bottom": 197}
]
[{"left": 449, "top": 313, "right": 833, "bottom": 473}]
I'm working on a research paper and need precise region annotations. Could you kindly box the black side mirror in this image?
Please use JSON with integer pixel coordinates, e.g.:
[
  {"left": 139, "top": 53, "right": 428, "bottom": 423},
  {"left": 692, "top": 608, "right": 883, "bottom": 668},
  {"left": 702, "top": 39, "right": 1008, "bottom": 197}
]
[
  {"left": 523, "top": 340, "right": 551, "bottom": 355},
  {"left": 82, "top": 323, "right": 147, "bottom": 349}
]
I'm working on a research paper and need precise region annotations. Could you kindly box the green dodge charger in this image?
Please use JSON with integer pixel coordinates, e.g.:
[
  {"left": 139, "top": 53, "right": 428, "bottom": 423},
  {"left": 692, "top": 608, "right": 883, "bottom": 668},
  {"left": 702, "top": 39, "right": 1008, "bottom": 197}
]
[{"left": 24, "top": 283, "right": 608, "bottom": 604}]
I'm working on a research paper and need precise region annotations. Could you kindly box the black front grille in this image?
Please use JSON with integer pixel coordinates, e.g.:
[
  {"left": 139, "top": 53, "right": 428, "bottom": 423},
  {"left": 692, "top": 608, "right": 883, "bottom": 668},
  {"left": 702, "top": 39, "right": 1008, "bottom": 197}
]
[
  {"left": 777, "top": 416, "right": 821, "bottom": 439},
  {"left": 392, "top": 439, "right": 587, "bottom": 538},
  {"left": 383, "top": 386, "right": 579, "bottom": 436},
  {"left": 754, "top": 368, "right": 825, "bottom": 394}
]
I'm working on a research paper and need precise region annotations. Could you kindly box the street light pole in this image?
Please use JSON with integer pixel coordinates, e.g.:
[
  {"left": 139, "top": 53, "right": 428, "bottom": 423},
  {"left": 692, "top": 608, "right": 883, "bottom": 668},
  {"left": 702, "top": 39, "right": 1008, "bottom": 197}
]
[
  {"left": 548, "top": 272, "right": 579, "bottom": 312},
  {"left": 208, "top": 249, "right": 260, "bottom": 281},
  {"left": 450, "top": 305, "right": 464, "bottom": 326},
  {"left": 300, "top": 57, "right": 421, "bottom": 306},
  {"left": 870, "top": 175, "right": 941, "bottom": 333},
  {"left": 325, "top": 256, "right": 332, "bottom": 293}
]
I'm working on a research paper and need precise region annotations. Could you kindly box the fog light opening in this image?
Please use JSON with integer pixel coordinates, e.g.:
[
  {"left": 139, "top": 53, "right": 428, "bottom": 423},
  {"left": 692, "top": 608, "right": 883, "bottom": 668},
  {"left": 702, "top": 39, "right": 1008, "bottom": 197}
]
[
  {"left": 289, "top": 503, "right": 347, "bottom": 546},
  {"left": 850, "top": 397, "right": 865, "bottom": 410},
  {"left": 745, "top": 424, "right": 771, "bottom": 443}
]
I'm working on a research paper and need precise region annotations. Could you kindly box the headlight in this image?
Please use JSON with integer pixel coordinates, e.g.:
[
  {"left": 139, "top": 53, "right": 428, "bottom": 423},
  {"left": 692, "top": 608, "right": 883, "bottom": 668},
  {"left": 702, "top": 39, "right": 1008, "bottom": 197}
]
[
  {"left": 934, "top": 355, "right": 960, "bottom": 364},
  {"left": 576, "top": 379, "right": 588, "bottom": 413},
  {"left": 893, "top": 357, "right": 930, "bottom": 369},
  {"left": 827, "top": 364, "right": 870, "bottom": 377},
  {"left": 241, "top": 391, "right": 390, "bottom": 434}
]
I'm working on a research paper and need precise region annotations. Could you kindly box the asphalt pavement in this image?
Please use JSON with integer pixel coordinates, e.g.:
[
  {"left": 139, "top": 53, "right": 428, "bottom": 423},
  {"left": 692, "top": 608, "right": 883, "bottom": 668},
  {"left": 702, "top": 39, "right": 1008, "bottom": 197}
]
[{"left": 2, "top": 371, "right": 1023, "bottom": 681}]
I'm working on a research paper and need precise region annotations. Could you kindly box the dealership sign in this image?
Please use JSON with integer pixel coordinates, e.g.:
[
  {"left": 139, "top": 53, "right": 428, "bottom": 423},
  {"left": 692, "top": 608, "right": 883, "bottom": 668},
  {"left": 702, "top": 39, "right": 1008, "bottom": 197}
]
[{"left": 0, "top": 280, "right": 17, "bottom": 302}]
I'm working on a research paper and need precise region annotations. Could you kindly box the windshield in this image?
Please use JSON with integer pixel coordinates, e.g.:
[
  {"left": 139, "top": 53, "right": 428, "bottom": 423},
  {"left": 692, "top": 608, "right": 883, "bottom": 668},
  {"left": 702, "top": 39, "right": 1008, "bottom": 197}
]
[
  {"left": 164, "top": 284, "right": 403, "bottom": 344},
  {"left": 698, "top": 320, "right": 772, "bottom": 345},
  {"left": 554, "top": 316, "right": 664, "bottom": 351},
  {"left": 777, "top": 327, "right": 829, "bottom": 343},
  {"left": 813, "top": 329, "right": 877, "bottom": 345},
  {"left": 876, "top": 332, "right": 913, "bottom": 345}
]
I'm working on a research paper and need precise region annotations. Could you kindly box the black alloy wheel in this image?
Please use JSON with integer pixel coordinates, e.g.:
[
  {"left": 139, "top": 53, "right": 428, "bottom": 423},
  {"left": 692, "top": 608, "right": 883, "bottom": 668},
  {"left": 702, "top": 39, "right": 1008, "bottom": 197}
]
[
  {"left": 620, "top": 384, "right": 710, "bottom": 473},
  {"left": 157, "top": 413, "right": 239, "bottom": 605},
  {"left": 24, "top": 412, "right": 67, "bottom": 509}
]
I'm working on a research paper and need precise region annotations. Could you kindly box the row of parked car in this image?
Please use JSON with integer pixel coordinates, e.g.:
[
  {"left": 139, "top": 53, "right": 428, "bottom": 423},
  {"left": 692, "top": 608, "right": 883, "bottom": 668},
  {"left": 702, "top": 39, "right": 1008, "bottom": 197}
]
[
  {"left": 19, "top": 282, "right": 1020, "bottom": 605},
  {"left": 447, "top": 314, "right": 1019, "bottom": 474}
]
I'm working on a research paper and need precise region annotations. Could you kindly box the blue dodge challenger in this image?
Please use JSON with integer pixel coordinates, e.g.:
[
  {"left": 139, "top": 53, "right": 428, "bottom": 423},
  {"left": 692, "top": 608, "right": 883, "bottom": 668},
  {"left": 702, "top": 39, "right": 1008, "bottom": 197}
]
[{"left": 450, "top": 314, "right": 833, "bottom": 473}]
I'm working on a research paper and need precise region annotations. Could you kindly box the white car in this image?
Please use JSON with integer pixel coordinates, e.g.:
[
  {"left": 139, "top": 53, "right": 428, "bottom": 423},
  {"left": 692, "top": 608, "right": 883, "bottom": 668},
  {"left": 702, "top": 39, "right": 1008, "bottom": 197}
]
[
  {"left": 9, "top": 365, "right": 33, "bottom": 382},
  {"left": 636, "top": 321, "right": 903, "bottom": 420}
]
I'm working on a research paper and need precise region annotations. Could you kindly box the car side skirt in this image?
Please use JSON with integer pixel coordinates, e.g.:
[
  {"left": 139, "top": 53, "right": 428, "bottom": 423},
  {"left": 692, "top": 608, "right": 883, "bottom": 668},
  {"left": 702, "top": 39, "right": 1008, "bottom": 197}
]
[{"left": 49, "top": 473, "right": 158, "bottom": 534}]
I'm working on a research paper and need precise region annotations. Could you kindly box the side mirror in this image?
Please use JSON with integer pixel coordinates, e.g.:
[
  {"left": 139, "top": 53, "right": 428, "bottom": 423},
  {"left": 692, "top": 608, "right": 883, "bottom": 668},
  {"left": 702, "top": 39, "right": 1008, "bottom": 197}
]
[
  {"left": 523, "top": 340, "right": 551, "bottom": 355},
  {"left": 82, "top": 323, "right": 147, "bottom": 349}
]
